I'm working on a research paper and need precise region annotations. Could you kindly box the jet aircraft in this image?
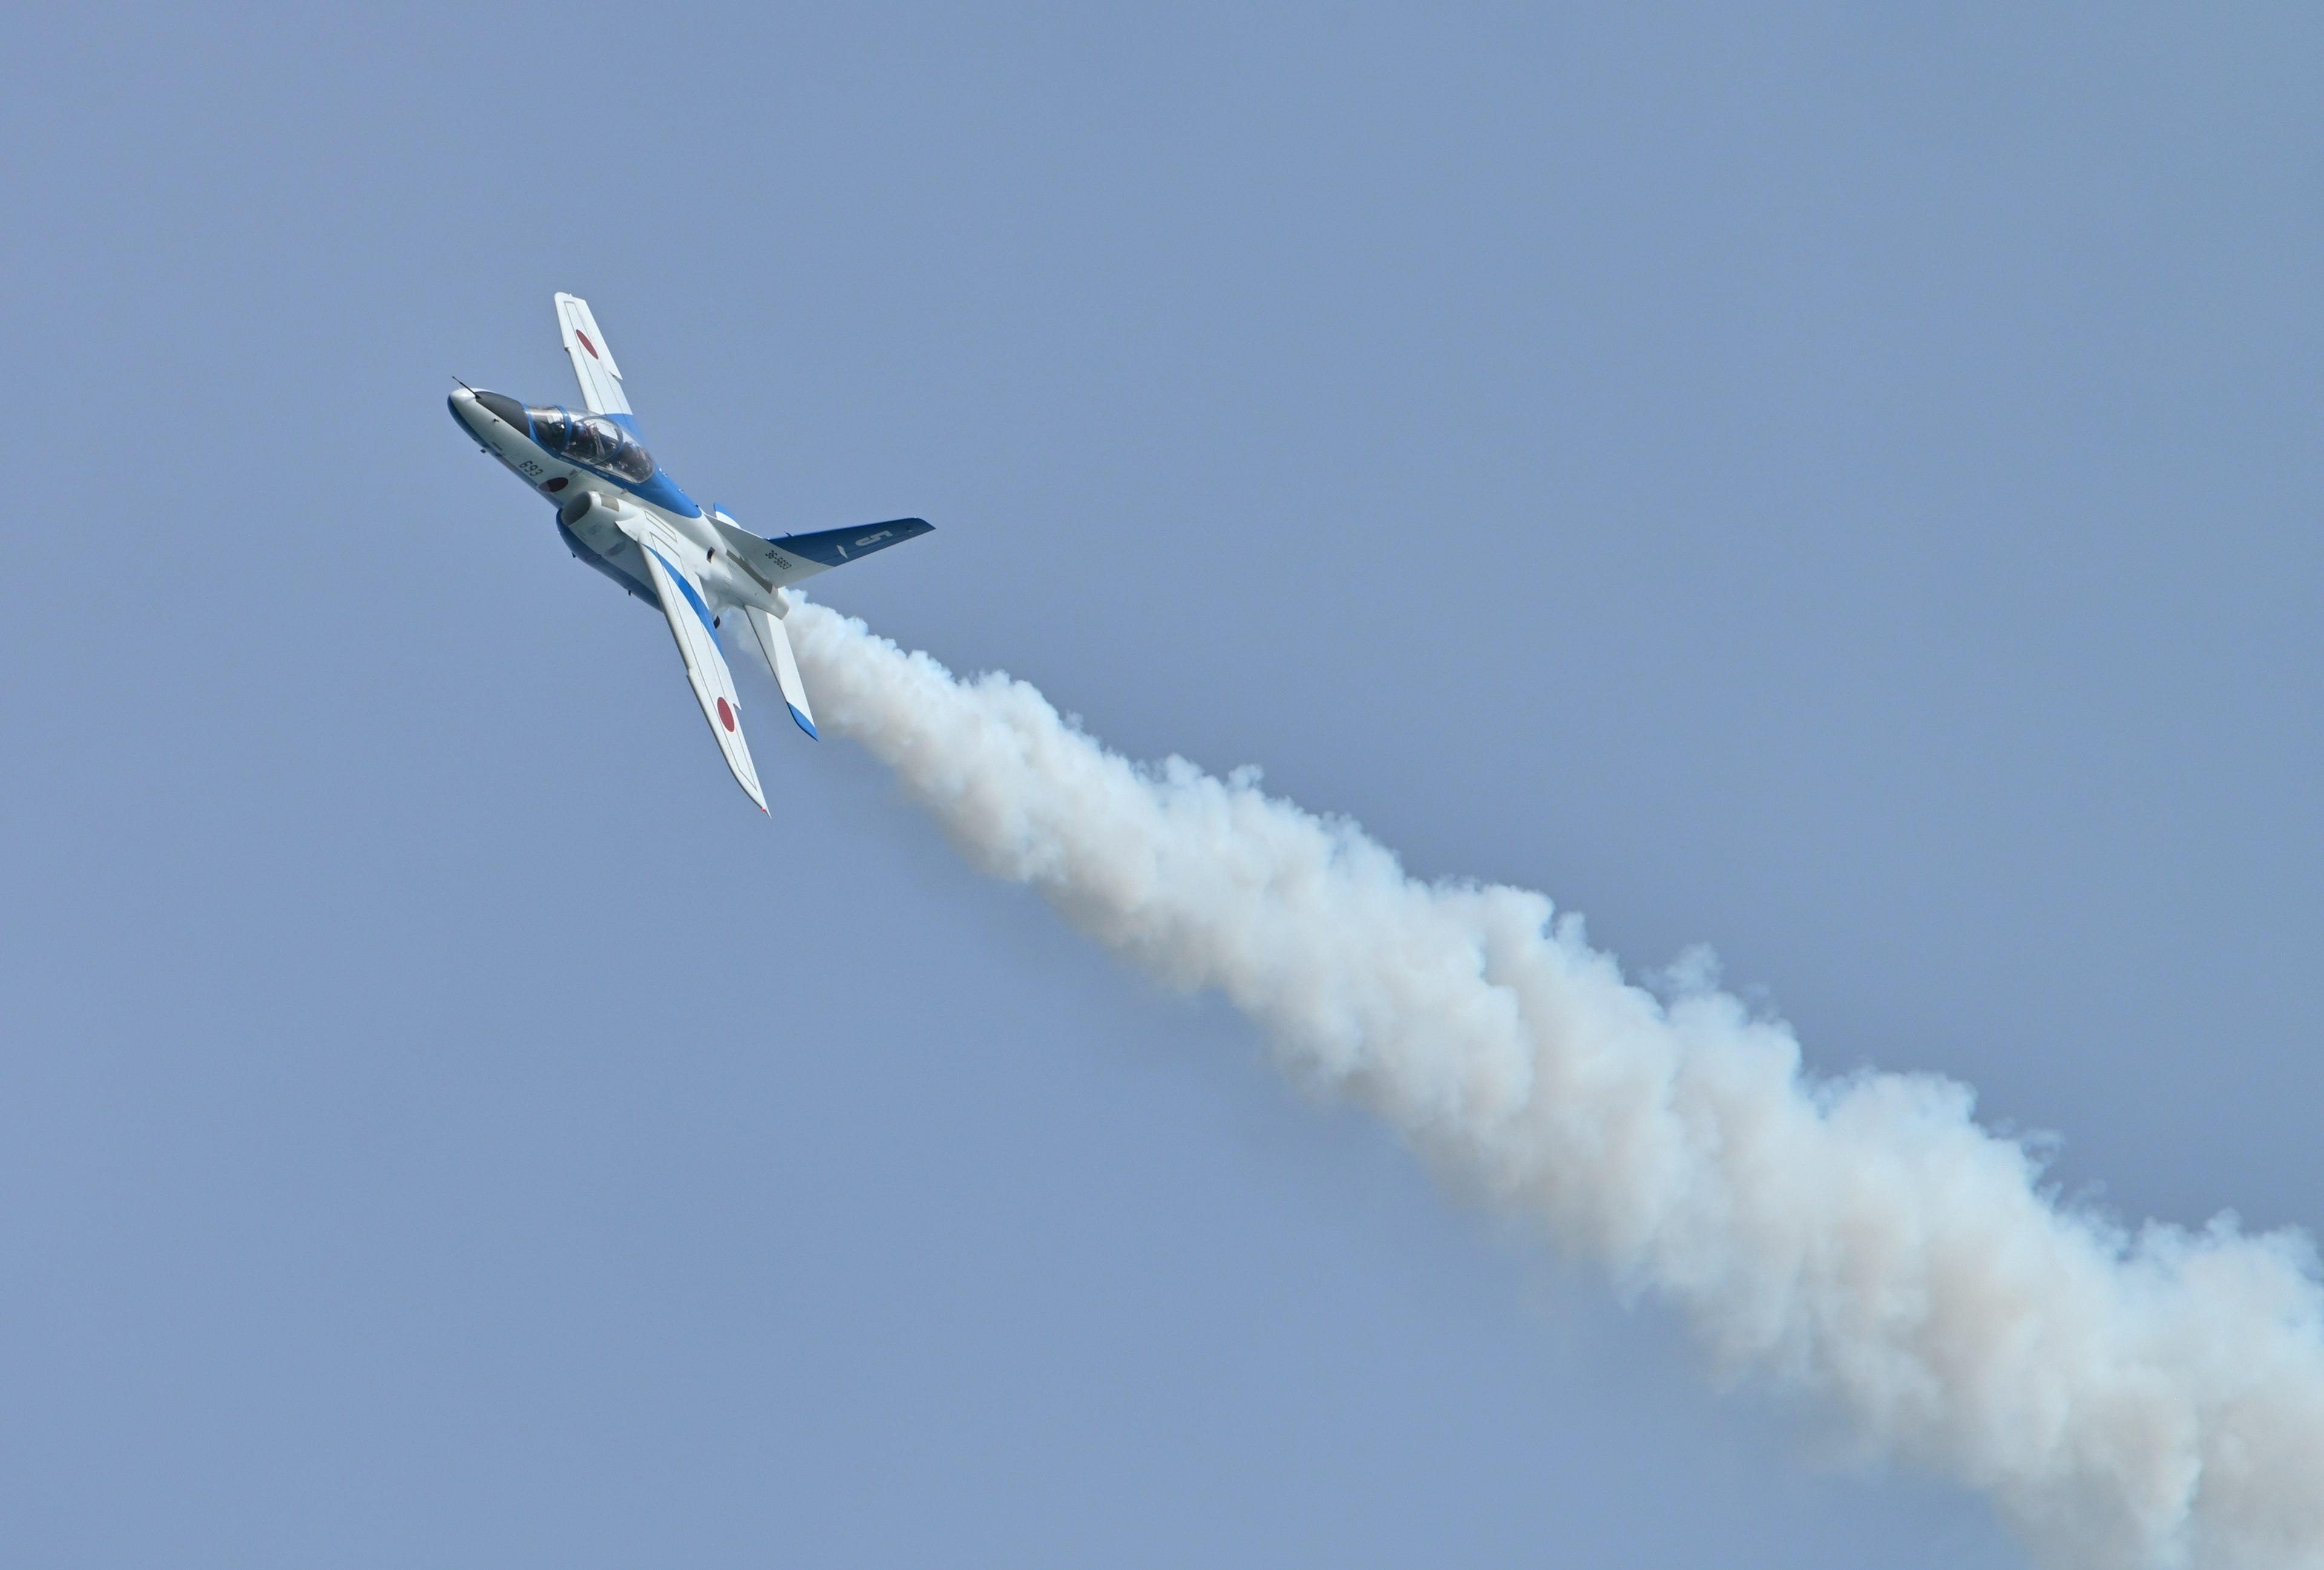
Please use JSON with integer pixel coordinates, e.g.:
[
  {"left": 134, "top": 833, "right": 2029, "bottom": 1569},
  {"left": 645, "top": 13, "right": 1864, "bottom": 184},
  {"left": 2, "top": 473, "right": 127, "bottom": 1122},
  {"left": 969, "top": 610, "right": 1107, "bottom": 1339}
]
[{"left": 447, "top": 294, "right": 929, "bottom": 810}]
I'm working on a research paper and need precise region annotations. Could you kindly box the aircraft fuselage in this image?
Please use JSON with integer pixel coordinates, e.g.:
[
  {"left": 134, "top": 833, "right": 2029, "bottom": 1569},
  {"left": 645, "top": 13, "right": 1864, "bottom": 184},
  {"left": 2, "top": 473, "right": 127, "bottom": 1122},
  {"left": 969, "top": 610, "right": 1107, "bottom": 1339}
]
[{"left": 447, "top": 387, "right": 772, "bottom": 617}]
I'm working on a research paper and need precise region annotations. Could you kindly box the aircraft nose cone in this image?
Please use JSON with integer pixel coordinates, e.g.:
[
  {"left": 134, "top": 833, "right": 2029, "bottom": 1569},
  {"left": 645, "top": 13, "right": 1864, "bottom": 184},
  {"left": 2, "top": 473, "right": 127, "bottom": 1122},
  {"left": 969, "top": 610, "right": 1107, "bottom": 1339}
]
[
  {"left": 447, "top": 386, "right": 484, "bottom": 440},
  {"left": 448, "top": 386, "right": 528, "bottom": 442}
]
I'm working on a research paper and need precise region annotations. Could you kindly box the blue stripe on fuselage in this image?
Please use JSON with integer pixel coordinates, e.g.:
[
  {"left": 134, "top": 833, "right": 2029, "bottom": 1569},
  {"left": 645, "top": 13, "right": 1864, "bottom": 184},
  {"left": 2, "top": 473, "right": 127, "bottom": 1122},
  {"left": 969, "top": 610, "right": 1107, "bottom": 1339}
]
[
  {"left": 626, "top": 468, "right": 702, "bottom": 517},
  {"left": 648, "top": 547, "right": 723, "bottom": 648}
]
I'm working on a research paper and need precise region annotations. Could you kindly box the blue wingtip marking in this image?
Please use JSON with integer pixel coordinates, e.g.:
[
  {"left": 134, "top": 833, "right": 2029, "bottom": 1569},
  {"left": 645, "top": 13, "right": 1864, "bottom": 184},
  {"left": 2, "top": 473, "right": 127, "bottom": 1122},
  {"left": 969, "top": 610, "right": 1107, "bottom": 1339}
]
[{"left": 789, "top": 705, "right": 818, "bottom": 740}]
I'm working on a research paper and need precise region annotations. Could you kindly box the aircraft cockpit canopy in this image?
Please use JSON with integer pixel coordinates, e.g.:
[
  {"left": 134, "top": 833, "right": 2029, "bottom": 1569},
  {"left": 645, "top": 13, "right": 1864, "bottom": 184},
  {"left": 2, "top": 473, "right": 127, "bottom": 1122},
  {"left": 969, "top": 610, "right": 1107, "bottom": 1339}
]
[{"left": 527, "top": 406, "right": 654, "bottom": 484}]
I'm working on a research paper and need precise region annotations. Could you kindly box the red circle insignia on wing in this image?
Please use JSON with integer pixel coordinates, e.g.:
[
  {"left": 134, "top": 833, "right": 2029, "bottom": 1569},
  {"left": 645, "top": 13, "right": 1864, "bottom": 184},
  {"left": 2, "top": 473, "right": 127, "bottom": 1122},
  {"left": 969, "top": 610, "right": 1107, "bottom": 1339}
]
[{"left": 717, "top": 697, "right": 735, "bottom": 732}]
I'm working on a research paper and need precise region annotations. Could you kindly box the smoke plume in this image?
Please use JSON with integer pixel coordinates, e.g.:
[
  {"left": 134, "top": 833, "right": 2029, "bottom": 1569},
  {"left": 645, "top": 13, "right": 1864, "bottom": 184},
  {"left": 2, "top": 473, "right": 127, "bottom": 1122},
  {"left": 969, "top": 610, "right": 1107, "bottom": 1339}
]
[{"left": 786, "top": 600, "right": 2324, "bottom": 1569}]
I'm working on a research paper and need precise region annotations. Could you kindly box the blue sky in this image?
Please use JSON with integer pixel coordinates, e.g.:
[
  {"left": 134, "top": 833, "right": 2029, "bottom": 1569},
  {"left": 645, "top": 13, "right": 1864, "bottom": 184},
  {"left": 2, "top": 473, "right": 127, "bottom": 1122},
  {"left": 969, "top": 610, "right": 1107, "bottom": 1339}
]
[{"left": 3, "top": 4, "right": 2319, "bottom": 1565}]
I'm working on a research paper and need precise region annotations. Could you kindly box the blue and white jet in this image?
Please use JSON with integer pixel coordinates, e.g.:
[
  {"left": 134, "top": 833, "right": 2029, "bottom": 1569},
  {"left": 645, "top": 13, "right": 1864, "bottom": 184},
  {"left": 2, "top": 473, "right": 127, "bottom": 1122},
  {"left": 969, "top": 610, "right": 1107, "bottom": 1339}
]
[{"left": 447, "top": 294, "right": 930, "bottom": 811}]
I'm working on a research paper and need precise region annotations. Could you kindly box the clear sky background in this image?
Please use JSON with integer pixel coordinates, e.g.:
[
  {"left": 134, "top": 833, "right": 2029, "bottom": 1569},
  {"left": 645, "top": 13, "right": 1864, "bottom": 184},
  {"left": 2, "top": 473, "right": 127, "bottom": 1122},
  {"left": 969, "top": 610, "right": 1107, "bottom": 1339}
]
[{"left": 3, "top": 5, "right": 2319, "bottom": 1566}]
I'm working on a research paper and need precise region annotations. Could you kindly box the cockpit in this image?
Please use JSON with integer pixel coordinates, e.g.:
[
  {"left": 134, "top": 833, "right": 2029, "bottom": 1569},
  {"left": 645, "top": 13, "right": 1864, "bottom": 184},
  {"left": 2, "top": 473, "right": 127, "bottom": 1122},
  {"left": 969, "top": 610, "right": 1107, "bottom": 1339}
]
[{"left": 525, "top": 404, "right": 655, "bottom": 484}]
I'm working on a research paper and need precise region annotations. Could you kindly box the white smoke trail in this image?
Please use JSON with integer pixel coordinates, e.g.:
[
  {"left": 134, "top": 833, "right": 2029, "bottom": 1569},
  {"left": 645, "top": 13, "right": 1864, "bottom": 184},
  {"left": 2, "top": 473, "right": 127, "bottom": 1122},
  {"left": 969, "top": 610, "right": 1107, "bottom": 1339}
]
[{"left": 787, "top": 600, "right": 2324, "bottom": 1570}]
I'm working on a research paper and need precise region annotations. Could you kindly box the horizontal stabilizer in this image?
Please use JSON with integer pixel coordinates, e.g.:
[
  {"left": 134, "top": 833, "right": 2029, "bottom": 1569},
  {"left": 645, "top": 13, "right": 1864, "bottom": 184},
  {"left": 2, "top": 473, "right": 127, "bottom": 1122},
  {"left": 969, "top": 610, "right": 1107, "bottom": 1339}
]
[{"left": 745, "top": 606, "right": 817, "bottom": 738}]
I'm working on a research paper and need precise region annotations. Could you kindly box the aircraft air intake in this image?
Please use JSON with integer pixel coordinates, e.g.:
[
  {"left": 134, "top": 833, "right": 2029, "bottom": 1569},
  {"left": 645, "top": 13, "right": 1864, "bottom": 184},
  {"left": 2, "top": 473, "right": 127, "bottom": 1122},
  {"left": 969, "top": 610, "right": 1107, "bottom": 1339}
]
[
  {"left": 557, "top": 490, "right": 606, "bottom": 530},
  {"left": 778, "top": 598, "right": 2324, "bottom": 1570}
]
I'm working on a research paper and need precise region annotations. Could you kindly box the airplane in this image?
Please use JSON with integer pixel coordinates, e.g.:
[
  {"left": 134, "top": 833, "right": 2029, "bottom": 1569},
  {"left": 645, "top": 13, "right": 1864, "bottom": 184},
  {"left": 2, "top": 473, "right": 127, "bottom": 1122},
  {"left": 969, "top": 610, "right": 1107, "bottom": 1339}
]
[{"left": 447, "top": 294, "right": 930, "bottom": 812}]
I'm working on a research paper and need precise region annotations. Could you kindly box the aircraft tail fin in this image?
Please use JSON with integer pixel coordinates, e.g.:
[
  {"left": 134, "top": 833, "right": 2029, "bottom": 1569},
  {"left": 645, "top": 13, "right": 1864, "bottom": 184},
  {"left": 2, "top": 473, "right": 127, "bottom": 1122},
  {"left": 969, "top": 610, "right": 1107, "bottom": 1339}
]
[{"left": 709, "top": 516, "right": 933, "bottom": 593}]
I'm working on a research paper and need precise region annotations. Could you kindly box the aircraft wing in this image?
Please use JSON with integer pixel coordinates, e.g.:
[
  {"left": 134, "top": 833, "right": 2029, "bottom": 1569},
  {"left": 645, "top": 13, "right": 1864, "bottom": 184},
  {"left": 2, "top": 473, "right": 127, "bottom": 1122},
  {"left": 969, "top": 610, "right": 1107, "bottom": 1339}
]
[
  {"left": 553, "top": 292, "right": 633, "bottom": 418},
  {"left": 711, "top": 516, "right": 934, "bottom": 592},
  {"left": 632, "top": 527, "right": 767, "bottom": 812}
]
